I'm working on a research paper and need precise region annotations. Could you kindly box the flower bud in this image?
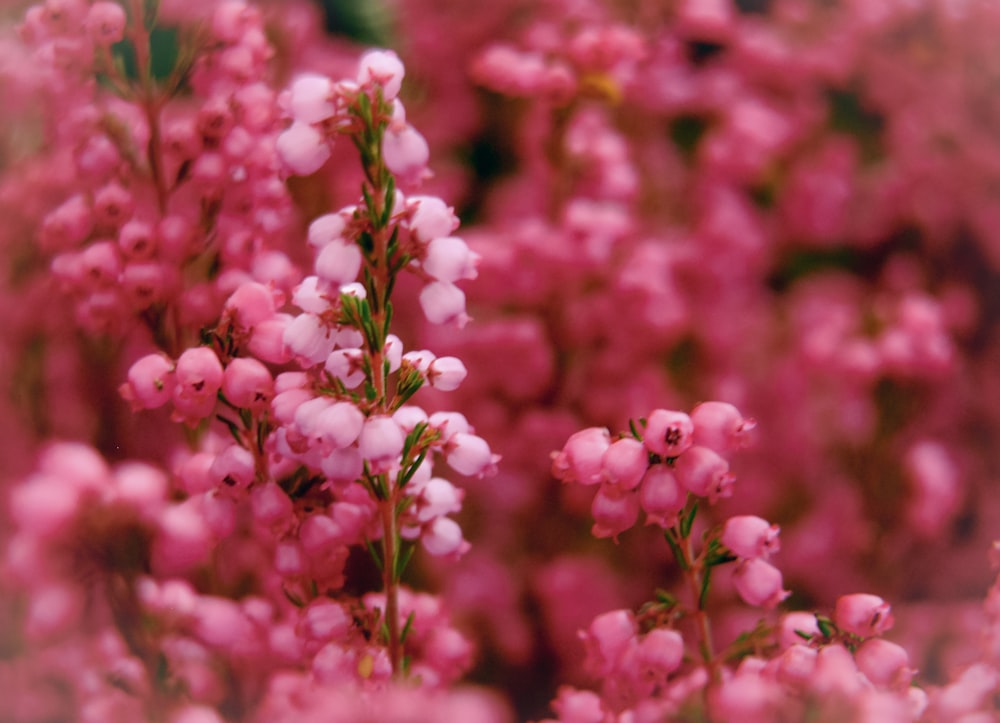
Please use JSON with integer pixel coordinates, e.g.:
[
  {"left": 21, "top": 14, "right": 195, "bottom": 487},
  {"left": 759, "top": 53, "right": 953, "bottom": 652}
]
[
  {"left": 643, "top": 409, "right": 694, "bottom": 458},
  {"left": 732, "top": 558, "right": 790, "bottom": 609},
  {"left": 834, "top": 594, "right": 894, "bottom": 638}
]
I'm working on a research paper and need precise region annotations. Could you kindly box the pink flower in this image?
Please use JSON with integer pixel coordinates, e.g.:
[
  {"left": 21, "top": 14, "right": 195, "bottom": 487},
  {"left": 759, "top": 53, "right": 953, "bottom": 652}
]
[
  {"left": 422, "top": 517, "right": 469, "bottom": 558},
  {"left": 834, "top": 594, "right": 894, "bottom": 638},
  {"left": 325, "top": 347, "right": 366, "bottom": 388},
  {"left": 427, "top": 356, "right": 467, "bottom": 391},
  {"left": 551, "top": 687, "right": 605, "bottom": 723},
  {"left": 314, "top": 239, "right": 362, "bottom": 286},
  {"left": 419, "top": 281, "right": 469, "bottom": 327},
  {"left": 580, "top": 609, "right": 636, "bottom": 676},
  {"left": 423, "top": 236, "right": 480, "bottom": 283},
  {"left": 172, "top": 347, "right": 224, "bottom": 423},
  {"left": 721, "top": 515, "right": 780, "bottom": 559},
  {"left": 288, "top": 74, "right": 335, "bottom": 123},
  {"left": 359, "top": 415, "right": 405, "bottom": 465},
  {"left": 672, "top": 445, "right": 734, "bottom": 502},
  {"left": 590, "top": 483, "right": 639, "bottom": 540},
  {"left": 551, "top": 427, "right": 610, "bottom": 486},
  {"left": 357, "top": 49, "right": 405, "bottom": 100},
  {"left": 224, "top": 282, "right": 277, "bottom": 329},
  {"left": 308, "top": 211, "right": 350, "bottom": 249},
  {"left": 121, "top": 353, "right": 175, "bottom": 410},
  {"left": 855, "top": 638, "right": 913, "bottom": 690},
  {"left": 643, "top": 409, "right": 694, "bottom": 458},
  {"left": 732, "top": 558, "right": 790, "bottom": 609},
  {"left": 383, "top": 124, "right": 429, "bottom": 180},
  {"left": 639, "top": 464, "right": 685, "bottom": 527},
  {"left": 636, "top": 628, "right": 684, "bottom": 680},
  {"left": 283, "top": 313, "right": 335, "bottom": 366},
  {"left": 600, "top": 437, "right": 648, "bottom": 490},
  {"left": 408, "top": 195, "right": 459, "bottom": 243},
  {"left": 691, "top": 401, "right": 756, "bottom": 457},
  {"left": 222, "top": 357, "right": 274, "bottom": 410},
  {"left": 276, "top": 121, "right": 330, "bottom": 176},
  {"left": 445, "top": 432, "right": 497, "bottom": 477}
]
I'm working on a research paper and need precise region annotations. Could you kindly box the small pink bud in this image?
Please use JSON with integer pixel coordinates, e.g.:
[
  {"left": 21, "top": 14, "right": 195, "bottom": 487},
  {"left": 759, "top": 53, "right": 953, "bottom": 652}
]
[
  {"left": 673, "top": 445, "right": 733, "bottom": 502},
  {"left": 92, "top": 181, "right": 134, "bottom": 230},
  {"left": 408, "top": 195, "right": 459, "bottom": 243},
  {"left": 315, "top": 401, "right": 366, "bottom": 449},
  {"left": 319, "top": 447, "right": 364, "bottom": 482},
  {"left": 778, "top": 611, "right": 820, "bottom": 649},
  {"left": 121, "top": 353, "right": 175, "bottom": 410},
  {"left": 855, "top": 638, "right": 913, "bottom": 690},
  {"left": 551, "top": 687, "right": 604, "bottom": 723},
  {"left": 552, "top": 427, "right": 610, "bottom": 485},
  {"left": 591, "top": 483, "right": 640, "bottom": 540},
  {"left": 283, "top": 313, "right": 336, "bottom": 366},
  {"left": 445, "top": 432, "right": 497, "bottom": 477},
  {"left": 416, "top": 478, "right": 464, "bottom": 522},
  {"left": 643, "top": 409, "right": 694, "bottom": 458},
  {"left": 117, "top": 220, "right": 157, "bottom": 260},
  {"left": 691, "top": 401, "right": 756, "bottom": 457},
  {"left": 308, "top": 211, "right": 351, "bottom": 249},
  {"left": 276, "top": 121, "right": 330, "bottom": 176},
  {"left": 210, "top": 445, "right": 255, "bottom": 490},
  {"left": 39, "top": 194, "right": 93, "bottom": 252},
  {"left": 121, "top": 262, "right": 169, "bottom": 309},
  {"left": 325, "top": 347, "right": 366, "bottom": 388},
  {"left": 419, "top": 281, "right": 469, "bottom": 326},
  {"left": 300, "top": 599, "right": 351, "bottom": 641},
  {"left": 721, "top": 515, "right": 780, "bottom": 559},
  {"left": 248, "top": 314, "right": 293, "bottom": 364},
  {"left": 775, "top": 644, "right": 818, "bottom": 687},
  {"left": 383, "top": 124, "right": 429, "bottom": 180},
  {"left": 637, "top": 628, "right": 684, "bottom": 679},
  {"left": 357, "top": 49, "right": 405, "bottom": 100},
  {"left": 288, "top": 74, "right": 335, "bottom": 123},
  {"left": 427, "top": 356, "right": 467, "bottom": 391},
  {"left": 359, "top": 415, "right": 405, "bottom": 464},
  {"left": 421, "top": 517, "right": 469, "bottom": 558},
  {"left": 225, "top": 282, "right": 277, "bottom": 329},
  {"left": 314, "top": 239, "right": 362, "bottom": 285},
  {"left": 638, "top": 464, "right": 685, "bottom": 527},
  {"left": 834, "top": 594, "right": 894, "bottom": 638},
  {"left": 423, "top": 236, "right": 480, "bottom": 283},
  {"left": 600, "top": 437, "right": 648, "bottom": 490},
  {"left": 80, "top": 241, "right": 122, "bottom": 288},
  {"left": 580, "top": 609, "right": 636, "bottom": 676},
  {"left": 172, "top": 347, "right": 224, "bottom": 422},
  {"left": 732, "top": 558, "right": 790, "bottom": 609},
  {"left": 222, "top": 357, "right": 274, "bottom": 409},
  {"left": 250, "top": 483, "right": 292, "bottom": 526}
]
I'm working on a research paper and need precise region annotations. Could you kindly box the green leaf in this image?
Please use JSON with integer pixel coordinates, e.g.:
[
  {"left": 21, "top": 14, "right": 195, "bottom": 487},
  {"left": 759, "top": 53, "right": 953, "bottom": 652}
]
[
  {"left": 394, "top": 543, "right": 415, "bottom": 582},
  {"left": 817, "top": 616, "right": 835, "bottom": 639},
  {"left": 628, "top": 418, "right": 643, "bottom": 440},
  {"left": 794, "top": 629, "right": 813, "bottom": 641},
  {"left": 365, "top": 537, "right": 383, "bottom": 571},
  {"left": 398, "top": 450, "right": 428, "bottom": 488},
  {"left": 698, "top": 565, "right": 712, "bottom": 610},
  {"left": 400, "top": 610, "right": 416, "bottom": 644},
  {"left": 216, "top": 415, "right": 244, "bottom": 447},
  {"left": 382, "top": 175, "right": 396, "bottom": 226},
  {"left": 664, "top": 532, "right": 689, "bottom": 571},
  {"left": 680, "top": 501, "right": 698, "bottom": 538},
  {"left": 654, "top": 589, "right": 677, "bottom": 607},
  {"left": 362, "top": 184, "right": 376, "bottom": 218}
]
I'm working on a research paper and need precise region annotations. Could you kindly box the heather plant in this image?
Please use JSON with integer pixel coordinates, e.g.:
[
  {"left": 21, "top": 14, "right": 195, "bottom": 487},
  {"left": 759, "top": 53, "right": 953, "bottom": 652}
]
[{"left": 2, "top": 0, "right": 1000, "bottom": 721}]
